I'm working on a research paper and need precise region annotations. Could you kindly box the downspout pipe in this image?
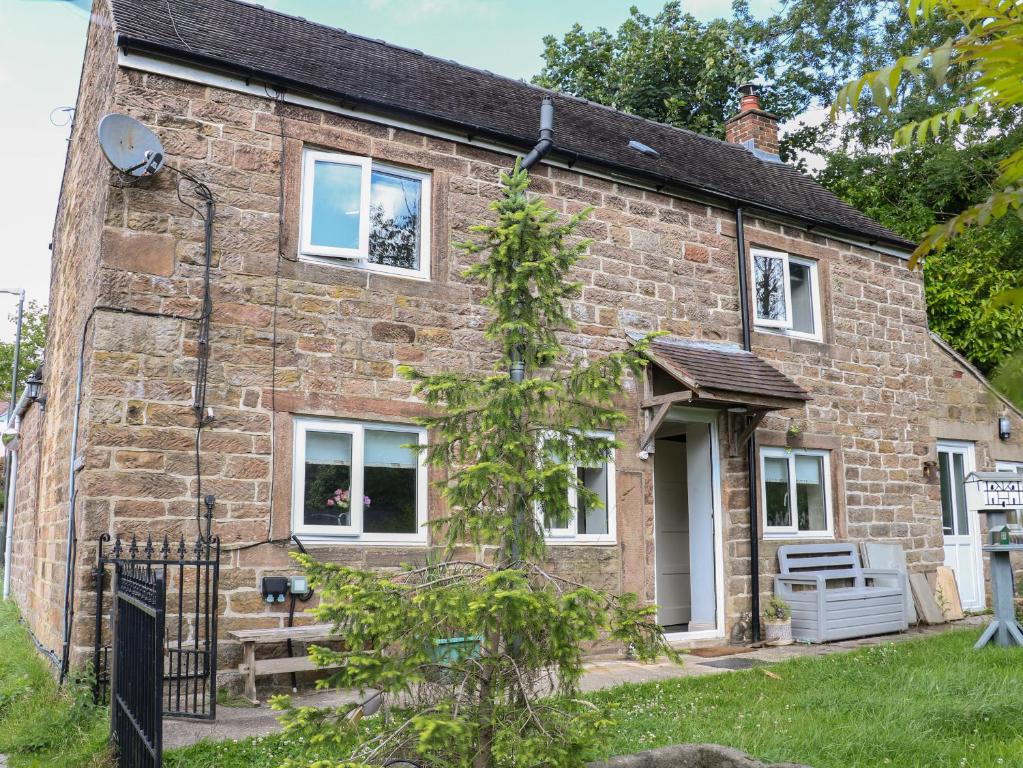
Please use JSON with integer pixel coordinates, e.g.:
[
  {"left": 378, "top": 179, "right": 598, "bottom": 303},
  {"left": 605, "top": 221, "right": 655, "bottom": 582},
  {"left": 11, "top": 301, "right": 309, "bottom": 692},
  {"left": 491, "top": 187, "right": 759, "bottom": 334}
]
[
  {"left": 59, "top": 309, "right": 95, "bottom": 683},
  {"left": 519, "top": 96, "right": 554, "bottom": 174},
  {"left": 735, "top": 206, "right": 761, "bottom": 643},
  {"left": 508, "top": 97, "right": 554, "bottom": 566},
  {"left": 510, "top": 94, "right": 554, "bottom": 386}
]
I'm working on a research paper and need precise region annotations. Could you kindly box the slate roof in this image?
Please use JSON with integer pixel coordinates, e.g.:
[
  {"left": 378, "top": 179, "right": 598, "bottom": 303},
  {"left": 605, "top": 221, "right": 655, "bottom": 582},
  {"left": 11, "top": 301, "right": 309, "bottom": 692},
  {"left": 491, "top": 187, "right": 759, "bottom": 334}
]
[
  {"left": 650, "top": 338, "right": 810, "bottom": 404},
  {"left": 108, "top": 0, "right": 913, "bottom": 250}
]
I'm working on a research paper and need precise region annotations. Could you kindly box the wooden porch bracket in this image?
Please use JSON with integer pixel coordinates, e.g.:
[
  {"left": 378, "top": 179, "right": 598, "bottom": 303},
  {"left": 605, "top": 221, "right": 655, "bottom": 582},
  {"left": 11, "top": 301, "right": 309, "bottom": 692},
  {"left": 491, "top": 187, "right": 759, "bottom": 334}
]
[
  {"left": 727, "top": 410, "right": 767, "bottom": 458},
  {"left": 639, "top": 391, "right": 693, "bottom": 451}
]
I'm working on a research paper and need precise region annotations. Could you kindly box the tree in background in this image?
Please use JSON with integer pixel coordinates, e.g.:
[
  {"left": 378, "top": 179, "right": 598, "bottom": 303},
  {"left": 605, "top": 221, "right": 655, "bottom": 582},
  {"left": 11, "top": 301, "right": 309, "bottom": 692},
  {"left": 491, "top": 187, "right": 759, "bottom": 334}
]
[
  {"left": 274, "top": 167, "right": 675, "bottom": 768},
  {"left": 537, "top": 0, "right": 1023, "bottom": 401},
  {"left": 0, "top": 301, "right": 47, "bottom": 408},
  {"left": 534, "top": 2, "right": 776, "bottom": 138},
  {"left": 829, "top": 0, "right": 1023, "bottom": 402}
]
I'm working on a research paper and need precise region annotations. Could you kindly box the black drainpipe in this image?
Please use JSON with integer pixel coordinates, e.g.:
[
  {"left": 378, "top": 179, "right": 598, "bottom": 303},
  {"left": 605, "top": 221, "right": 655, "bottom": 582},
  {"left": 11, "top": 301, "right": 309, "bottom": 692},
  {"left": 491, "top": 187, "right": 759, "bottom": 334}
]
[
  {"left": 735, "top": 206, "right": 761, "bottom": 643},
  {"left": 520, "top": 96, "right": 554, "bottom": 173},
  {"left": 507, "top": 97, "right": 554, "bottom": 567}
]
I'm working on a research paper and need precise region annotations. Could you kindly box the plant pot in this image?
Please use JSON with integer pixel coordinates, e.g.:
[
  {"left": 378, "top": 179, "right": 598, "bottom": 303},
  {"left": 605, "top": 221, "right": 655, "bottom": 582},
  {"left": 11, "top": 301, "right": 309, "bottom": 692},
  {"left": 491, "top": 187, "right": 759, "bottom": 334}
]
[{"left": 763, "top": 619, "right": 792, "bottom": 646}]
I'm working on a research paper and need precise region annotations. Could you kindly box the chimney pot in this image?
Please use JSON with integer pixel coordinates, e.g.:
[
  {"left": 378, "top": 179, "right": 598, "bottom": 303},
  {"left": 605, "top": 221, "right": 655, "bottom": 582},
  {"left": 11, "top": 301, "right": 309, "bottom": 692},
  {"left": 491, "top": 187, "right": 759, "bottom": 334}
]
[
  {"left": 725, "top": 81, "right": 780, "bottom": 158},
  {"left": 737, "top": 82, "right": 761, "bottom": 112}
]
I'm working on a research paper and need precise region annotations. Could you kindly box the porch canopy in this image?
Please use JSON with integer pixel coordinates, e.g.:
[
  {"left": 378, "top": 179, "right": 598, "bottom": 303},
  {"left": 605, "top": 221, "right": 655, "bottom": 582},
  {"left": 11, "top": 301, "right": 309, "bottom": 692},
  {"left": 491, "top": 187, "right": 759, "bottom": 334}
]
[{"left": 637, "top": 337, "right": 811, "bottom": 454}]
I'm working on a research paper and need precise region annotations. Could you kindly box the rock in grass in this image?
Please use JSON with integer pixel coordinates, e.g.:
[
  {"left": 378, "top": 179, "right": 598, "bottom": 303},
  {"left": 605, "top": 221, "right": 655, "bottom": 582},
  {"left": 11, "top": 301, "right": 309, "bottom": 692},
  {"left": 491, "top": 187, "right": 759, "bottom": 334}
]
[{"left": 587, "top": 743, "right": 811, "bottom": 768}]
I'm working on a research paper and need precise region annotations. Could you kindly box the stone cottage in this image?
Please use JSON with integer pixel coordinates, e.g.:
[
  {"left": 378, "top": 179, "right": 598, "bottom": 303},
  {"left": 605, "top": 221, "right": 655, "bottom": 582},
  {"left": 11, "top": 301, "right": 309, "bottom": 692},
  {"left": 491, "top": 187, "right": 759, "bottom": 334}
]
[{"left": 4, "top": 0, "right": 1022, "bottom": 678}]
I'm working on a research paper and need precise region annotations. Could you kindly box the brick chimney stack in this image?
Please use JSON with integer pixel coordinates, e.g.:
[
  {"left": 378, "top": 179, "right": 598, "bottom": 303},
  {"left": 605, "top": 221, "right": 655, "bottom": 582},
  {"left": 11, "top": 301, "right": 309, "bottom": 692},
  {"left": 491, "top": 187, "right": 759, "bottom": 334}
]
[{"left": 724, "top": 82, "right": 780, "bottom": 157}]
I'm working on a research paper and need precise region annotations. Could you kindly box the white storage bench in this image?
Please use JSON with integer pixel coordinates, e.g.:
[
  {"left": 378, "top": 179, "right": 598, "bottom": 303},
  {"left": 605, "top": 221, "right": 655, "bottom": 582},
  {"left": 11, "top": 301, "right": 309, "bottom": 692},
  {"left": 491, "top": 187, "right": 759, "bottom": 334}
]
[{"left": 774, "top": 543, "right": 908, "bottom": 643}]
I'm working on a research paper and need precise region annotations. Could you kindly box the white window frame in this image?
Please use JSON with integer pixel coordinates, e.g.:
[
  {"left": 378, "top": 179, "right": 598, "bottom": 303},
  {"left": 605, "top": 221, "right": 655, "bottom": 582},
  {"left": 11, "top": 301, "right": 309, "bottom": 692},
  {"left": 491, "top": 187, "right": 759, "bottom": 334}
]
[
  {"left": 751, "top": 248, "right": 792, "bottom": 329},
  {"left": 299, "top": 148, "right": 432, "bottom": 280},
  {"left": 543, "top": 431, "right": 617, "bottom": 545},
  {"left": 760, "top": 446, "right": 834, "bottom": 539},
  {"left": 751, "top": 248, "right": 822, "bottom": 341},
  {"left": 292, "top": 417, "right": 428, "bottom": 544},
  {"left": 995, "top": 461, "right": 1023, "bottom": 529}
]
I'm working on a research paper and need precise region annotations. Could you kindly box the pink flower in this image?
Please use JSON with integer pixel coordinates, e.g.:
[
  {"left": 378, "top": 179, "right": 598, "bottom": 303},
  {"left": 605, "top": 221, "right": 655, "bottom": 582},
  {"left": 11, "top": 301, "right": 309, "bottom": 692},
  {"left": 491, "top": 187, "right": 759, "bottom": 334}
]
[
  {"left": 339, "top": 490, "right": 350, "bottom": 501},
  {"left": 363, "top": 495, "right": 372, "bottom": 507},
  {"left": 326, "top": 498, "right": 335, "bottom": 506}
]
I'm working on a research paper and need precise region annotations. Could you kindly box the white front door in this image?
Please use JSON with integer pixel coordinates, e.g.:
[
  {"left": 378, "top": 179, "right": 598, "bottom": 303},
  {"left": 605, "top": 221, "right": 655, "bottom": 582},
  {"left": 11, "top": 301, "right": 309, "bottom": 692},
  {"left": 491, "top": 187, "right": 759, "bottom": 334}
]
[
  {"left": 654, "top": 438, "right": 691, "bottom": 627},
  {"left": 938, "top": 441, "right": 984, "bottom": 610}
]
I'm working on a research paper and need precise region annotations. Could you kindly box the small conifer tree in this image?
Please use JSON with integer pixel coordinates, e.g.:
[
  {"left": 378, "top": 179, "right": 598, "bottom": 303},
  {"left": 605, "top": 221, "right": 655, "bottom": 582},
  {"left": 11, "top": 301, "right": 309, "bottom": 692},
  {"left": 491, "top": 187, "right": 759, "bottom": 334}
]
[{"left": 276, "top": 165, "right": 676, "bottom": 768}]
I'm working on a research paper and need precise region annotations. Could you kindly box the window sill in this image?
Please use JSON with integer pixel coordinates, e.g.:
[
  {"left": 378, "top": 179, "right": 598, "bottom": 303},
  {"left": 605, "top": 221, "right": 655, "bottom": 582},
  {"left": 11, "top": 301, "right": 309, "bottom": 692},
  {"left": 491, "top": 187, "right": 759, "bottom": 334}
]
[
  {"left": 292, "top": 533, "right": 429, "bottom": 546},
  {"left": 544, "top": 538, "right": 618, "bottom": 546},
  {"left": 297, "top": 253, "right": 431, "bottom": 282},
  {"left": 753, "top": 326, "right": 824, "bottom": 344},
  {"left": 763, "top": 532, "right": 834, "bottom": 541}
]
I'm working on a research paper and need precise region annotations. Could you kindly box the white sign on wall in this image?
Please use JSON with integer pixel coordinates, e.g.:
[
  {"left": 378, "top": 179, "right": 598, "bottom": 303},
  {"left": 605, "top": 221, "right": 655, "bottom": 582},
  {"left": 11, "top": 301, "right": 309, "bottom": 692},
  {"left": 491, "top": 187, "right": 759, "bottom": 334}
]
[{"left": 966, "top": 471, "right": 1023, "bottom": 511}]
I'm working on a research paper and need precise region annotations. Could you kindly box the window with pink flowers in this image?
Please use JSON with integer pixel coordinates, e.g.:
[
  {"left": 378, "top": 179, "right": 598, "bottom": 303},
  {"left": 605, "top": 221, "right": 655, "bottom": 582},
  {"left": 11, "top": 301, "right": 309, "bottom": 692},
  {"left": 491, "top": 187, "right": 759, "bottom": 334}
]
[{"left": 292, "top": 417, "right": 427, "bottom": 542}]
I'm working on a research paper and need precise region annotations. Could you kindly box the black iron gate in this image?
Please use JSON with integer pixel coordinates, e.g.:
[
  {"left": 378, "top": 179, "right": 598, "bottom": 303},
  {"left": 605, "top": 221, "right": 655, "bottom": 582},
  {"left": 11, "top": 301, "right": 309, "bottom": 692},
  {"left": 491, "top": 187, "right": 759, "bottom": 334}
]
[
  {"left": 111, "top": 559, "right": 166, "bottom": 768},
  {"left": 93, "top": 534, "right": 221, "bottom": 720}
]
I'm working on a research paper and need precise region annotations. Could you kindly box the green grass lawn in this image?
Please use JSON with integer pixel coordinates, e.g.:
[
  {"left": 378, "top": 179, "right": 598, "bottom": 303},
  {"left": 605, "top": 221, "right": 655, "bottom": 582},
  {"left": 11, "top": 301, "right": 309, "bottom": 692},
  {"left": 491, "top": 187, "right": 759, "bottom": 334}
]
[
  {"left": 0, "top": 601, "right": 109, "bottom": 768},
  {"left": 589, "top": 631, "right": 1023, "bottom": 767},
  {"left": 1, "top": 596, "right": 1021, "bottom": 768},
  {"left": 168, "top": 630, "right": 1023, "bottom": 768}
]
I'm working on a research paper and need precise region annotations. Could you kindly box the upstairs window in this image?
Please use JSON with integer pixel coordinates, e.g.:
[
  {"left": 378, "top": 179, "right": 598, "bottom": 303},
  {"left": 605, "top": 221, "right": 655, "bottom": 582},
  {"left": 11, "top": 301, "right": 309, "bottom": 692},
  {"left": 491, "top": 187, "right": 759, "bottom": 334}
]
[
  {"left": 300, "top": 149, "right": 431, "bottom": 279},
  {"left": 292, "top": 417, "right": 427, "bottom": 542},
  {"left": 752, "top": 248, "right": 821, "bottom": 340}
]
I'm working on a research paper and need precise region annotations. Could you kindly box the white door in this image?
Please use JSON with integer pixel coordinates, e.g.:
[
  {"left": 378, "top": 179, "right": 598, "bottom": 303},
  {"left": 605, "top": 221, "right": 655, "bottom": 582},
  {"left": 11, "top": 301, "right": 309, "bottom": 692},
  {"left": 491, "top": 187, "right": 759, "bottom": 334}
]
[
  {"left": 938, "top": 441, "right": 984, "bottom": 610},
  {"left": 654, "top": 438, "right": 691, "bottom": 627}
]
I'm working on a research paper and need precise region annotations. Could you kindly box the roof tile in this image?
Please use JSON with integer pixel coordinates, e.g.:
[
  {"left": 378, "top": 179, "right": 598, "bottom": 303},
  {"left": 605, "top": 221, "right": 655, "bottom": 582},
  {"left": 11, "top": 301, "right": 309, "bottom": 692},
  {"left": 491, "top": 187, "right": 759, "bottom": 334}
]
[
  {"left": 651, "top": 338, "right": 810, "bottom": 403},
  {"left": 109, "top": 0, "right": 913, "bottom": 249}
]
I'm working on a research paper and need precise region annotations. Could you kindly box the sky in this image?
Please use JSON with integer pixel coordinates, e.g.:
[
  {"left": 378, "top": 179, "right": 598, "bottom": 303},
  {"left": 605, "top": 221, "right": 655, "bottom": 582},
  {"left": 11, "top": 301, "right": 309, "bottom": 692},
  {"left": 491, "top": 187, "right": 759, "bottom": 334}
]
[{"left": 0, "top": 0, "right": 779, "bottom": 342}]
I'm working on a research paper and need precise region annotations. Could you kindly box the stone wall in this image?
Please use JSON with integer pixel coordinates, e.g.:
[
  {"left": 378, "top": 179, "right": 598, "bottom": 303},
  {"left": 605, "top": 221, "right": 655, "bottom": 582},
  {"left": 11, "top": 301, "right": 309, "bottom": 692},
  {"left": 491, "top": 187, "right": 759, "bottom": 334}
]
[
  {"left": 7, "top": 0, "right": 119, "bottom": 658},
  {"left": 18, "top": 21, "right": 1010, "bottom": 669},
  {"left": 7, "top": 402, "right": 51, "bottom": 647},
  {"left": 927, "top": 335, "right": 1023, "bottom": 594}
]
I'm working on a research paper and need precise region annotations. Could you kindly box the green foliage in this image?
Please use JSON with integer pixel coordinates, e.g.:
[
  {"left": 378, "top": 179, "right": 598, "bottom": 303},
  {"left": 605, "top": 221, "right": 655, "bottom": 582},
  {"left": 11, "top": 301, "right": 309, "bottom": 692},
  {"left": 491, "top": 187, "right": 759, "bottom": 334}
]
[
  {"left": 534, "top": 2, "right": 766, "bottom": 138},
  {"left": 0, "top": 600, "right": 110, "bottom": 768},
  {"left": 819, "top": 129, "right": 1023, "bottom": 379},
  {"left": 832, "top": 0, "right": 1023, "bottom": 262},
  {"left": 762, "top": 596, "right": 791, "bottom": 622},
  {"left": 0, "top": 301, "right": 47, "bottom": 406},
  {"left": 992, "top": 349, "right": 1023, "bottom": 409},
  {"left": 741, "top": 0, "right": 1023, "bottom": 396},
  {"left": 277, "top": 166, "right": 676, "bottom": 768}
]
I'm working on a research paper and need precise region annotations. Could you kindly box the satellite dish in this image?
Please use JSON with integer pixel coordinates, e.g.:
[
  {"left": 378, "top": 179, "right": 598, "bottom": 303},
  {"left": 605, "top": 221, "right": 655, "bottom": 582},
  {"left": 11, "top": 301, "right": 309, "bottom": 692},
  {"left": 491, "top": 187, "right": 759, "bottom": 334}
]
[{"left": 97, "top": 113, "right": 165, "bottom": 177}]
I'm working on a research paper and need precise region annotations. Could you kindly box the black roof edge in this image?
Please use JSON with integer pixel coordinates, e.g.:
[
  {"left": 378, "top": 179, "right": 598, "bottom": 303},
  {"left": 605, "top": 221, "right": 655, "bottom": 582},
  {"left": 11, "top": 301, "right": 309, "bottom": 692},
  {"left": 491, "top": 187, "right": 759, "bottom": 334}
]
[{"left": 117, "top": 36, "right": 917, "bottom": 253}]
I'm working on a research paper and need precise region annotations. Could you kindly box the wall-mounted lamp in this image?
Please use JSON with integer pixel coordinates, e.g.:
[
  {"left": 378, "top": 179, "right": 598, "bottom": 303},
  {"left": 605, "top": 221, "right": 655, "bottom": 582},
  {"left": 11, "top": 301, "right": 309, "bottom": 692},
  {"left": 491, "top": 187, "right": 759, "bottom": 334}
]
[
  {"left": 999, "top": 415, "right": 1011, "bottom": 441},
  {"left": 922, "top": 460, "right": 938, "bottom": 480},
  {"left": 25, "top": 369, "right": 45, "bottom": 412}
]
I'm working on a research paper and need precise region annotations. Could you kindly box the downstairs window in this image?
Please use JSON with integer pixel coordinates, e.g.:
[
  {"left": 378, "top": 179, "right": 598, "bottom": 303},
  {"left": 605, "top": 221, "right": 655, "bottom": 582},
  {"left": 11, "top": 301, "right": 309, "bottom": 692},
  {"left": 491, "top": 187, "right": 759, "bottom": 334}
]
[{"left": 292, "top": 417, "right": 427, "bottom": 542}]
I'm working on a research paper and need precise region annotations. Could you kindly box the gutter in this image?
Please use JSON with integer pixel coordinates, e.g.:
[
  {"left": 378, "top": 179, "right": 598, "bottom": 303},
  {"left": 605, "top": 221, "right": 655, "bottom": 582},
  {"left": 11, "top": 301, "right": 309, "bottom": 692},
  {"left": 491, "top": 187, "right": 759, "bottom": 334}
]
[
  {"left": 115, "top": 41, "right": 915, "bottom": 255},
  {"left": 734, "top": 207, "right": 761, "bottom": 643}
]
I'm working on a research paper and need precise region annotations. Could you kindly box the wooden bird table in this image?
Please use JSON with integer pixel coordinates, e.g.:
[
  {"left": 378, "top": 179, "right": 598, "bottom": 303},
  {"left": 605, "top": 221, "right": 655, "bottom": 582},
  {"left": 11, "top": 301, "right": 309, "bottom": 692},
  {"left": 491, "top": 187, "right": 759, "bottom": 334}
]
[{"left": 975, "top": 508, "right": 1023, "bottom": 649}]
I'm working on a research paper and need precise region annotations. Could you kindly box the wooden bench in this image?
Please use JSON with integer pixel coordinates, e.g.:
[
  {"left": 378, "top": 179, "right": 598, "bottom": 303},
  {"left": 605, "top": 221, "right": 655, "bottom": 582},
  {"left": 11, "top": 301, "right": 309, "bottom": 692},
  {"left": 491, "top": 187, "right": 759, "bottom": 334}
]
[
  {"left": 775, "top": 543, "right": 908, "bottom": 643},
  {"left": 229, "top": 624, "right": 340, "bottom": 704}
]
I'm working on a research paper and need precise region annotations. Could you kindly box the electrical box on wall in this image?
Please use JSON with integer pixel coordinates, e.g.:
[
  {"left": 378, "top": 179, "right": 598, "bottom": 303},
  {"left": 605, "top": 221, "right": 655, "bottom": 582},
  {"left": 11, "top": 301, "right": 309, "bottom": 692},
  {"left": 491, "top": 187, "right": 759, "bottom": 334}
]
[
  {"left": 289, "top": 575, "right": 309, "bottom": 596},
  {"left": 261, "top": 576, "right": 288, "bottom": 603}
]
